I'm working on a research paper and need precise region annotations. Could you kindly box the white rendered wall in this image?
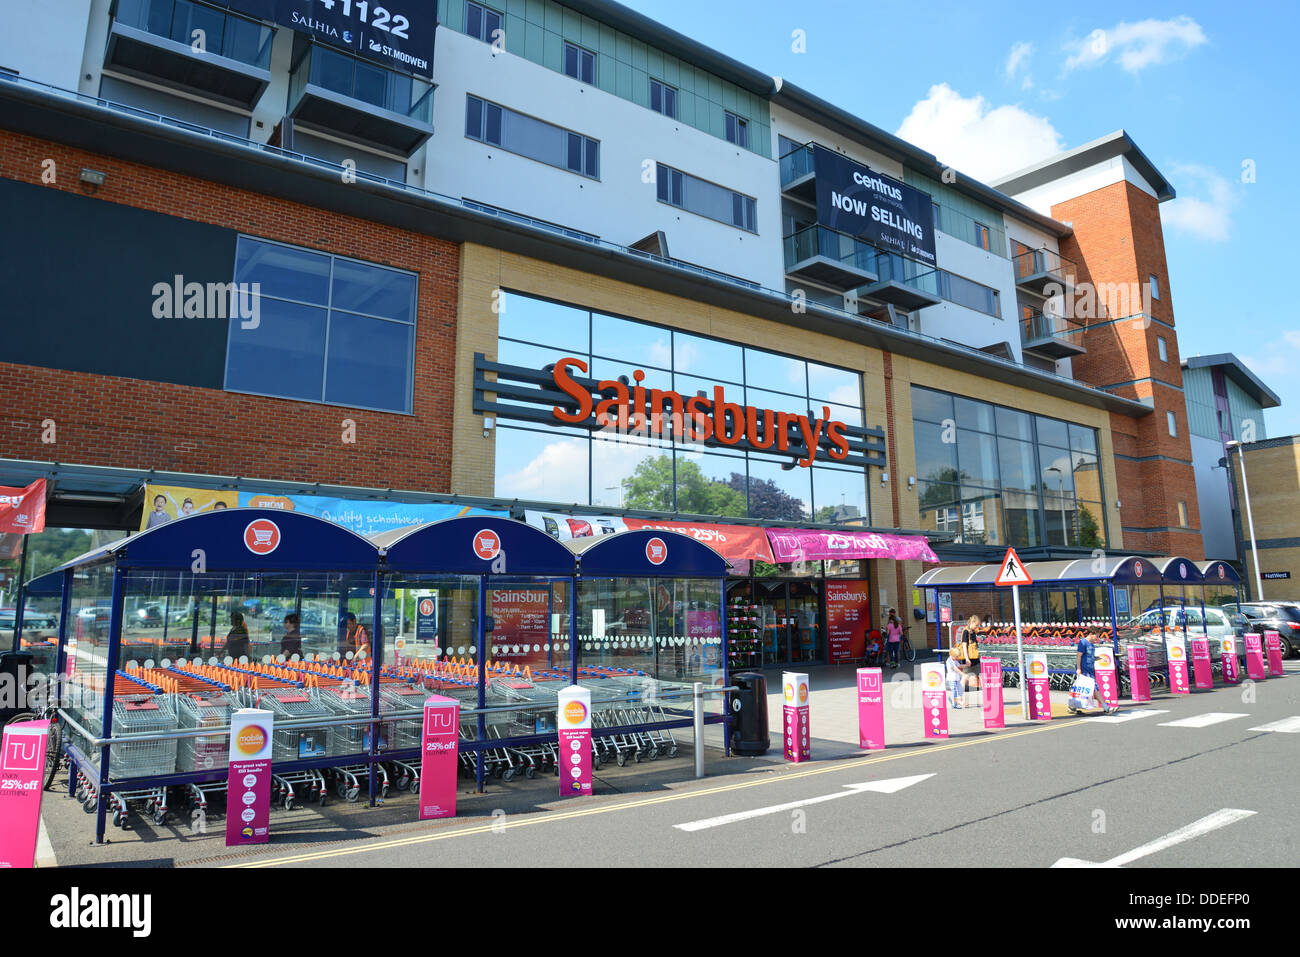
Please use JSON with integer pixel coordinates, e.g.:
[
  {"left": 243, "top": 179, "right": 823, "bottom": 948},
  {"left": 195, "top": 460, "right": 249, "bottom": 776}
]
[
  {"left": 914, "top": 228, "right": 1022, "bottom": 360},
  {"left": 1006, "top": 155, "right": 1158, "bottom": 217},
  {"left": 767, "top": 103, "right": 905, "bottom": 179},
  {"left": 0, "top": 0, "right": 94, "bottom": 90}
]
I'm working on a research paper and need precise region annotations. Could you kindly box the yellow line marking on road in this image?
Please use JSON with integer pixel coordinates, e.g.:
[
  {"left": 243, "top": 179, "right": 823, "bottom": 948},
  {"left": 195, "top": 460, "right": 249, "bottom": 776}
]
[{"left": 226, "top": 721, "right": 1074, "bottom": 867}]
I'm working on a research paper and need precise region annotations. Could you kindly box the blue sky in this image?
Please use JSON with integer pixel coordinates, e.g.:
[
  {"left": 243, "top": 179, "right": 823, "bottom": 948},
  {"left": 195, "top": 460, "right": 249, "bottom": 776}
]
[{"left": 622, "top": 0, "right": 1300, "bottom": 436}]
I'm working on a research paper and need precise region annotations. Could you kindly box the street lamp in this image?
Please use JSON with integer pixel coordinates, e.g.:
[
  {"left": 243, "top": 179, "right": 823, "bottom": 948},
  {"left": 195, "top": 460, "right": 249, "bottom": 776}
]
[
  {"left": 1047, "top": 466, "right": 1068, "bottom": 546},
  {"left": 1226, "top": 440, "right": 1264, "bottom": 600}
]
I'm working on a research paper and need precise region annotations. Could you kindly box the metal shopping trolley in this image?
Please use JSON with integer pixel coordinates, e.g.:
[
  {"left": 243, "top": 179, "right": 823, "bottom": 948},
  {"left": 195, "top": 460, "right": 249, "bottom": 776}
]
[
  {"left": 254, "top": 686, "right": 331, "bottom": 808},
  {"left": 378, "top": 683, "right": 429, "bottom": 791},
  {"left": 491, "top": 678, "right": 559, "bottom": 777},
  {"left": 175, "top": 692, "right": 231, "bottom": 773}
]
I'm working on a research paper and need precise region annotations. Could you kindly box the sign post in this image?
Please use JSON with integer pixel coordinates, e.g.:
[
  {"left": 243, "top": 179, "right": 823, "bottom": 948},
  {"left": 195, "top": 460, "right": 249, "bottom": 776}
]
[
  {"left": 782, "top": 672, "right": 810, "bottom": 762},
  {"left": 1220, "top": 637, "right": 1240, "bottom": 685},
  {"left": 994, "top": 547, "right": 1033, "bottom": 719},
  {"left": 1243, "top": 633, "right": 1267, "bottom": 681},
  {"left": 1189, "top": 635, "right": 1214, "bottom": 689},
  {"left": 856, "top": 667, "right": 885, "bottom": 750},
  {"left": 557, "top": 686, "right": 592, "bottom": 797},
  {"left": 419, "top": 695, "right": 459, "bottom": 820},
  {"left": 1094, "top": 647, "right": 1119, "bottom": 707},
  {"left": 980, "top": 657, "right": 1004, "bottom": 729},
  {"left": 0, "top": 719, "right": 49, "bottom": 868},
  {"left": 226, "top": 708, "right": 273, "bottom": 847},
  {"left": 1263, "top": 631, "right": 1285, "bottom": 677},
  {"left": 1166, "top": 634, "right": 1189, "bottom": 694}
]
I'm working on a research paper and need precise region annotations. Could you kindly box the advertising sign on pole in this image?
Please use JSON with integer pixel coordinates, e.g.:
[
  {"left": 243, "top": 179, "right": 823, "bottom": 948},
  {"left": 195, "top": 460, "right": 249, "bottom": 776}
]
[
  {"left": 1026, "top": 653, "right": 1051, "bottom": 721},
  {"left": 226, "top": 708, "right": 273, "bottom": 847},
  {"left": 782, "top": 672, "right": 810, "bottom": 762},
  {"left": 920, "top": 662, "right": 948, "bottom": 739},
  {"left": 1220, "top": 636, "right": 1240, "bottom": 685},
  {"left": 1094, "top": 647, "right": 1119, "bottom": 707},
  {"left": 856, "top": 667, "right": 885, "bottom": 750},
  {"left": 1189, "top": 636, "right": 1214, "bottom": 689},
  {"left": 827, "top": 580, "right": 871, "bottom": 663},
  {"left": 557, "top": 686, "right": 592, "bottom": 797},
  {"left": 1243, "top": 633, "right": 1267, "bottom": 681},
  {"left": 419, "top": 695, "right": 459, "bottom": 820},
  {"left": 0, "top": 719, "right": 49, "bottom": 868},
  {"left": 994, "top": 547, "right": 1033, "bottom": 719},
  {"left": 1126, "top": 645, "right": 1151, "bottom": 702},
  {"left": 1166, "top": 634, "right": 1189, "bottom": 694},
  {"left": 1263, "top": 631, "right": 1285, "bottom": 677},
  {"left": 980, "top": 657, "right": 1004, "bottom": 729}
]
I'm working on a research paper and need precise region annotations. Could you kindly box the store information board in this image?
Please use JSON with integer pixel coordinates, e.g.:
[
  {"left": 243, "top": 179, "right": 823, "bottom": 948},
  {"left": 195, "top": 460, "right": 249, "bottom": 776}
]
[{"left": 826, "top": 580, "right": 870, "bottom": 664}]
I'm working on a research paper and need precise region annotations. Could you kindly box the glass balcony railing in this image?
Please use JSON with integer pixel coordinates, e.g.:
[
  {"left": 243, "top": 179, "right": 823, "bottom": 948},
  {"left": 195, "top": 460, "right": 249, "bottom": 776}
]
[
  {"left": 1013, "top": 247, "right": 1076, "bottom": 283},
  {"left": 1021, "top": 311, "right": 1085, "bottom": 352},
  {"left": 113, "top": 0, "right": 273, "bottom": 69},
  {"left": 931, "top": 203, "right": 1008, "bottom": 258},
  {"left": 867, "top": 248, "right": 941, "bottom": 298},
  {"left": 783, "top": 225, "right": 879, "bottom": 276},
  {"left": 290, "top": 43, "right": 434, "bottom": 124},
  {"left": 779, "top": 142, "right": 816, "bottom": 188}
]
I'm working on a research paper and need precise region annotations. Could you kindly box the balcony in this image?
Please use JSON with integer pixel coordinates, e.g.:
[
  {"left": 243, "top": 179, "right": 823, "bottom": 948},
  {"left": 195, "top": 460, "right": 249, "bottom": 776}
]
[
  {"left": 779, "top": 141, "right": 818, "bottom": 203},
  {"left": 854, "top": 249, "right": 941, "bottom": 311},
  {"left": 1013, "top": 247, "right": 1076, "bottom": 298},
  {"left": 1021, "top": 311, "right": 1086, "bottom": 359},
  {"left": 288, "top": 42, "right": 434, "bottom": 156},
  {"left": 783, "top": 225, "right": 879, "bottom": 291},
  {"left": 106, "top": 0, "right": 273, "bottom": 109}
]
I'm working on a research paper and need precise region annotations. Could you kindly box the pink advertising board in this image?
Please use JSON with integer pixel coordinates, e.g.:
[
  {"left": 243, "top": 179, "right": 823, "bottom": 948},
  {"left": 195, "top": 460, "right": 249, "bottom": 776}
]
[
  {"left": 558, "top": 686, "right": 593, "bottom": 797},
  {"left": 856, "top": 668, "right": 884, "bottom": 750},
  {"left": 1190, "top": 636, "right": 1214, "bottom": 689},
  {"left": 1026, "top": 653, "right": 1051, "bottom": 721},
  {"left": 1166, "top": 635, "right": 1189, "bottom": 695},
  {"left": 1243, "top": 634, "right": 1267, "bottom": 681},
  {"left": 920, "top": 663, "right": 948, "bottom": 739},
  {"left": 0, "top": 719, "right": 49, "bottom": 868},
  {"left": 1094, "top": 647, "right": 1119, "bottom": 707},
  {"left": 981, "top": 658, "right": 1004, "bottom": 729},
  {"left": 1263, "top": 631, "right": 1285, "bottom": 677},
  {"left": 226, "top": 708, "right": 273, "bottom": 847},
  {"left": 1126, "top": 645, "right": 1151, "bottom": 702},
  {"left": 1220, "top": 637, "right": 1240, "bottom": 684},
  {"left": 766, "top": 529, "right": 939, "bottom": 563},
  {"left": 419, "top": 695, "right": 459, "bottom": 820},
  {"left": 782, "top": 672, "right": 810, "bottom": 762}
]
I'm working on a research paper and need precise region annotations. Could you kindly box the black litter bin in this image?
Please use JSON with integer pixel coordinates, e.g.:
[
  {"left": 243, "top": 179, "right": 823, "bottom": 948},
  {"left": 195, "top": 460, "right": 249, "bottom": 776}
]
[
  {"left": 0, "top": 650, "right": 34, "bottom": 721},
  {"left": 730, "top": 671, "right": 770, "bottom": 756}
]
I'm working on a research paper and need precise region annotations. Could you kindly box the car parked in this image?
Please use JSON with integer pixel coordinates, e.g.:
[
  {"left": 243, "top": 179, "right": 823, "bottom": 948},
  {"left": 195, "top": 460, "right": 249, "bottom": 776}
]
[
  {"left": 1223, "top": 602, "right": 1300, "bottom": 659},
  {"left": 0, "top": 607, "right": 57, "bottom": 631}
]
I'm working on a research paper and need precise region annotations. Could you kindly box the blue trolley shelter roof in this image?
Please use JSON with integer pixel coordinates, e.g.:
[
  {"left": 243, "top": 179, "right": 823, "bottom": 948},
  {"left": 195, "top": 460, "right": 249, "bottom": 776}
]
[
  {"left": 914, "top": 555, "right": 1166, "bottom": 589},
  {"left": 565, "top": 529, "right": 727, "bottom": 578},
  {"left": 1152, "top": 556, "right": 1205, "bottom": 585},
  {"left": 22, "top": 570, "right": 64, "bottom": 597},
  {"left": 52, "top": 508, "right": 380, "bottom": 572},
  {"left": 1198, "top": 560, "right": 1242, "bottom": 586},
  {"left": 373, "top": 516, "right": 575, "bottom": 576}
]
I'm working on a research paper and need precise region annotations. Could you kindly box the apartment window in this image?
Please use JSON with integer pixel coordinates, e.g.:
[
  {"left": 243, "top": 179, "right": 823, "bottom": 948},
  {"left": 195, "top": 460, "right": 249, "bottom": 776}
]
[
  {"left": 1150, "top": 274, "right": 1160, "bottom": 300},
  {"left": 656, "top": 163, "right": 756, "bottom": 232},
  {"left": 466, "top": 95, "right": 599, "bottom": 179},
  {"left": 1157, "top": 336, "right": 1168, "bottom": 362},
  {"left": 1167, "top": 410, "right": 1178, "bottom": 437},
  {"left": 1177, "top": 501, "right": 1189, "bottom": 527},
  {"left": 725, "top": 112, "right": 749, "bottom": 148},
  {"left": 563, "top": 42, "right": 596, "bottom": 84},
  {"left": 225, "top": 237, "right": 417, "bottom": 414},
  {"left": 465, "top": 1, "right": 502, "bottom": 44},
  {"left": 649, "top": 79, "right": 677, "bottom": 118},
  {"left": 973, "top": 222, "right": 991, "bottom": 251},
  {"left": 936, "top": 270, "right": 1000, "bottom": 318}
]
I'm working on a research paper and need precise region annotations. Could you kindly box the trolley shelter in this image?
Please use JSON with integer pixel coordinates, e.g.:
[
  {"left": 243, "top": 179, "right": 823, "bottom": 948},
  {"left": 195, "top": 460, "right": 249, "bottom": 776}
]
[
  {"left": 10, "top": 568, "right": 64, "bottom": 677},
  {"left": 913, "top": 555, "right": 1246, "bottom": 689}
]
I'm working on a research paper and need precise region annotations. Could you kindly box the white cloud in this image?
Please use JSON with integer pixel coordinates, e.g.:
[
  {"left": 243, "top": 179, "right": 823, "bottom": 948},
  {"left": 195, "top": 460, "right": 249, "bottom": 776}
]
[
  {"left": 895, "top": 83, "right": 1066, "bottom": 183},
  {"left": 1064, "top": 17, "right": 1207, "bottom": 73},
  {"left": 1160, "top": 163, "right": 1238, "bottom": 242},
  {"left": 1005, "top": 41, "right": 1034, "bottom": 87},
  {"left": 1239, "top": 332, "right": 1300, "bottom": 380}
]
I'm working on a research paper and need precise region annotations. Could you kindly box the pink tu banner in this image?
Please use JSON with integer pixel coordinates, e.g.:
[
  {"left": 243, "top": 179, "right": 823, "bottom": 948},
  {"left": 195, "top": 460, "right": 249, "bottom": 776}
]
[
  {"left": 765, "top": 528, "right": 939, "bottom": 564},
  {"left": 1243, "top": 634, "right": 1267, "bottom": 681},
  {"left": 1220, "top": 638, "right": 1240, "bottom": 685},
  {"left": 419, "top": 696, "right": 459, "bottom": 820},
  {"left": 1095, "top": 647, "right": 1119, "bottom": 707},
  {"left": 921, "top": 663, "right": 948, "bottom": 739},
  {"left": 1166, "top": 635, "right": 1189, "bottom": 695},
  {"left": 0, "top": 719, "right": 49, "bottom": 868},
  {"left": 1263, "top": 631, "right": 1285, "bottom": 677},
  {"left": 856, "top": 668, "right": 885, "bottom": 750},
  {"left": 1026, "top": 653, "right": 1051, "bottom": 721},
  {"left": 782, "top": 672, "right": 810, "bottom": 762},
  {"left": 226, "top": 709, "right": 273, "bottom": 847},
  {"left": 1190, "top": 637, "right": 1214, "bottom": 689},
  {"left": 981, "top": 658, "right": 1004, "bottom": 729},
  {"left": 1126, "top": 645, "right": 1151, "bottom": 702},
  {"left": 558, "top": 686, "right": 593, "bottom": 797}
]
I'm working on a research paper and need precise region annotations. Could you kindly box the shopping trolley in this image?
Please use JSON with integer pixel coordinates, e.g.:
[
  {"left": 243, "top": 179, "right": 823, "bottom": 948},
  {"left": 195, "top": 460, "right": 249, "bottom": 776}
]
[
  {"left": 491, "top": 678, "right": 559, "bottom": 777},
  {"left": 254, "top": 685, "right": 331, "bottom": 809},
  {"left": 174, "top": 692, "right": 231, "bottom": 773},
  {"left": 378, "top": 683, "right": 429, "bottom": 791}
]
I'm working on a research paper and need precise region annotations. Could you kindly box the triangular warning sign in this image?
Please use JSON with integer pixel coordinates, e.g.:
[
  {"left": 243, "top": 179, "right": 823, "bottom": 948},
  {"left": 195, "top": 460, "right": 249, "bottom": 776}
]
[{"left": 995, "top": 547, "right": 1033, "bottom": 586}]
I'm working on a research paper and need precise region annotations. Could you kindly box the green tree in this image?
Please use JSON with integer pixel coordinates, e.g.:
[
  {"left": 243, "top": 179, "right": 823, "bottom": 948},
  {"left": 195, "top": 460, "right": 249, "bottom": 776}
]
[
  {"left": 1076, "top": 504, "right": 1102, "bottom": 548},
  {"left": 622, "top": 456, "right": 746, "bottom": 516}
]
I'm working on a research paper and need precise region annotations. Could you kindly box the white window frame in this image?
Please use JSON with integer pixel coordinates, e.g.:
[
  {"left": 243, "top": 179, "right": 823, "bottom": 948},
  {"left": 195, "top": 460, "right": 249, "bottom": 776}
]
[
  {"left": 1157, "top": 335, "right": 1168, "bottom": 362},
  {"left": 1167, "top": 410, "right": 1178, "bottom": 437}
]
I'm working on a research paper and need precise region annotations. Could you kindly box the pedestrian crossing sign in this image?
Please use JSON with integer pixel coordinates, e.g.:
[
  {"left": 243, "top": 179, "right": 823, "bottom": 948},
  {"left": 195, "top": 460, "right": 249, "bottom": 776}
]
[{"left": 995, "top": 547, "right": 1033, "bottom": 586}]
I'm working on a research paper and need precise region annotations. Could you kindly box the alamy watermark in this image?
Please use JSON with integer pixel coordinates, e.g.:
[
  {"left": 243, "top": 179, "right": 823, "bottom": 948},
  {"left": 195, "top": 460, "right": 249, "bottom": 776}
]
[{"left": 152, "top": 276, "right": 260, "bottom": 329}]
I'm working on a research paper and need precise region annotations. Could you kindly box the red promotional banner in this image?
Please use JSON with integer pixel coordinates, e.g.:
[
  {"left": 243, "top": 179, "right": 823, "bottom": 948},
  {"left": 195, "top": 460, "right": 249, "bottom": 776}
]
[
  {"left": 0, "top": 479, "right": 46, "bottom": 535},
  {"left": 622, "top": 519, "right": 774, "bottom": 562},
  {"left": 825, "top": 580, "right": 871, "bottom": 664}
]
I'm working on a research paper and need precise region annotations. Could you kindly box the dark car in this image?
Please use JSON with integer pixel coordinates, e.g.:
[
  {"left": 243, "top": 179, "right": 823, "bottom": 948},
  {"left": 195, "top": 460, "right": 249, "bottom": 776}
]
[{"left": 1225, "top": 602, "right": 1300, "bottom": 659}]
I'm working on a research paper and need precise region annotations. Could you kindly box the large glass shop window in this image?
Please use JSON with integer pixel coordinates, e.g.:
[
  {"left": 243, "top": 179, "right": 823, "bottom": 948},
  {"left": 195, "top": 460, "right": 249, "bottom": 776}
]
[{"left": 492, "top": 291, "right": 868, "bottom": 521}]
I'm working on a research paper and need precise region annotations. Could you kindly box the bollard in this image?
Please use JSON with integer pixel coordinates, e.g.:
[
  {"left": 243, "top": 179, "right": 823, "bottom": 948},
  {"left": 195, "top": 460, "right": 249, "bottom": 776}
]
[{"left": 693, "top": 682, "right": 704, "bottom": 779}]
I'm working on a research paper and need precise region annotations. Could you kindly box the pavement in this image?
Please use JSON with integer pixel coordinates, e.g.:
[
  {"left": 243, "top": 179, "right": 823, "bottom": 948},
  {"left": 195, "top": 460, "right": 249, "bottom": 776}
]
[{"left": 35, "top": 658, "right": 1296, "bottom": 868}]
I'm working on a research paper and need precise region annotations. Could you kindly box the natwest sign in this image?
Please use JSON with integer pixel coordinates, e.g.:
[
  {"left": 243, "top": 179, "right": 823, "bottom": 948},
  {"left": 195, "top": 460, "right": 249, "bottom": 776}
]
[{"left": 551, "top": 357, "right": 849, "bottom": 467}]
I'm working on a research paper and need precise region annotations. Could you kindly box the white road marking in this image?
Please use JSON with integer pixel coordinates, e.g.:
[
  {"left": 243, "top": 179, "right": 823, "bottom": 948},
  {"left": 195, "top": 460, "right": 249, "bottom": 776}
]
[
  {"left": 1158, "top": 712, "right": 1250, "bottom": 728},
  {"left": 1247, "top": 716, "right": 1300, "bottom": 733},
  {"left": 674, "top": 773, "right": 934, "bottom": 832},
  {"left": 1053, "top": 808, "right": 1257, "bottom": 868},
  {"left": 1088, "top": 709, "right": 1169, "bottom": 724}
]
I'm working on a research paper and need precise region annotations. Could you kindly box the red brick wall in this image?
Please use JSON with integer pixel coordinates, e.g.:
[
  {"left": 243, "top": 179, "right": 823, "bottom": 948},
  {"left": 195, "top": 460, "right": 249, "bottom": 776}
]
[
  {"left": 0, "top": 131, "right": 459, "bottom": 493},
  {"left": 1054, "top": 180, "right": 1202, "bottom": 558}
]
